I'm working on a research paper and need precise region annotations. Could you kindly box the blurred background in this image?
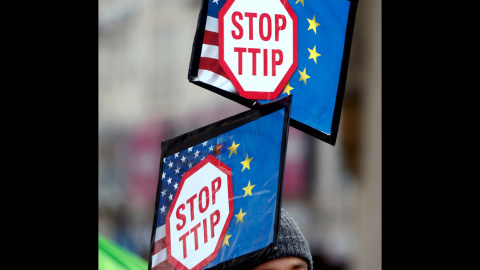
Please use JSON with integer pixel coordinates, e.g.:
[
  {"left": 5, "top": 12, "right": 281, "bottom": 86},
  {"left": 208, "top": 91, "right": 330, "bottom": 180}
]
[{"left": 98, "top": 0, "right": 381, "bottom": 269}]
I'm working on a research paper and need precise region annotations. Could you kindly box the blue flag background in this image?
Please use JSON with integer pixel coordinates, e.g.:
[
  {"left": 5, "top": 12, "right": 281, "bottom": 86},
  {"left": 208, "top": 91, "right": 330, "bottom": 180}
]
[
  {"left": 258, "top": 0, "right": 351, "bottom": 135},
  {"left": 151, "top": 106, "right": 287, "bottom": 269}
]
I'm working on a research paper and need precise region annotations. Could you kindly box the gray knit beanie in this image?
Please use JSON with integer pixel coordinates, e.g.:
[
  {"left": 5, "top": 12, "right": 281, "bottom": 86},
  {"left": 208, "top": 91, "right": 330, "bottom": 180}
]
[{"left": 235, "top": 208, "right": 313, "bottom": 270}]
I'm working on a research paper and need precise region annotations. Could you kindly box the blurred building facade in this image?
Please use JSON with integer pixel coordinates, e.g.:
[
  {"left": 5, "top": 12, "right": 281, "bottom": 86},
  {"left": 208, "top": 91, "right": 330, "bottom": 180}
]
[{"left": 98, "top": 1, "right": 381, "bottom": 270}]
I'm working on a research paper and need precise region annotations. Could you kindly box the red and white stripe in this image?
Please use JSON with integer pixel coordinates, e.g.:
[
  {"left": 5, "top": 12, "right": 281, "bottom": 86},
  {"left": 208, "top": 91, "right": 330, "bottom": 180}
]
[
  {"left": 150, "top": 225, "right": 173, "bottom": 269},
  {"left": 196, "top": 16, "right": 237, "bottom": 94}
]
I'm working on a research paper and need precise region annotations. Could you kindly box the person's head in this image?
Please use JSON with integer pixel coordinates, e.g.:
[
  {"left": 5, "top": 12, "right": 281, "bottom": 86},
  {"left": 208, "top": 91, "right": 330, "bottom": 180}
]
[{"left": 237, "top": 208, "right": 313, "bottom": 270}]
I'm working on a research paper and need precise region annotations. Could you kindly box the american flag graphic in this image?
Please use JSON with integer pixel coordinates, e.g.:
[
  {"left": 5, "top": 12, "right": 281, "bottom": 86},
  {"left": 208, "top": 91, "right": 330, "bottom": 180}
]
[
  {"left": 196, "top": 0, "right": 237, "bottom": 94},
  {"left": 150, "top": 139, "right": 221, "bottom": 270},
  {"left": 149, "top": 106, "right": 288, "bottom": 270},
  {"left": 190, "top": 0, "right": 356, "bottom": 145}
]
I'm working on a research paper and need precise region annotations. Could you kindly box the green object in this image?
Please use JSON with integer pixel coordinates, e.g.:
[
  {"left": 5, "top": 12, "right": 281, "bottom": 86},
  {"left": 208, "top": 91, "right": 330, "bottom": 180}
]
[{"left": 98, "top": 233, "right": 148, "bottom": 270}]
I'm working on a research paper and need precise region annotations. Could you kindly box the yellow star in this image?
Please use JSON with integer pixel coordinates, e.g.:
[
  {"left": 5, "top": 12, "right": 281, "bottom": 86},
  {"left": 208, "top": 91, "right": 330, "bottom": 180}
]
[
  {"left": 227, "top": 141, "right": 240, "bottom": 158},
  {"left": 234, "top": 208, "right": 247, "bottom": 224},
  {"left": 222, "top": 234, "right": 232, "bottom": 247},
  {"left": 295, "top": 0, "right": 304, "bottom": 7},
  {"left": 243, "top": 180, "right": 255, "bottom": 197},
  {"left": 240, "top": 154, "right": 253, "bottom": 172},
  {"left": 298, "top": 68, "right": 311, "bottom": 85},
  {"left": 282, "top": 82, "right": 294, "bottom": 95},
  {"left": 308, "top": 45, "right": 321, "bottom": 64},
  {"left": 307, "top": 15, "right": 321, "bottom": 34}
]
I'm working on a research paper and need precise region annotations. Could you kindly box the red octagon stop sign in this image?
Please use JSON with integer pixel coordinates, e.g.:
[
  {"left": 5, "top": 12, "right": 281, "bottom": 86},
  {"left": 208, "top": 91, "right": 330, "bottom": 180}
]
[
  {"left": 166, "top": 155, "right": 234, "bottom": 270},
  {"left": 219, "top": 0, "right": 298, "bottom": 100}
]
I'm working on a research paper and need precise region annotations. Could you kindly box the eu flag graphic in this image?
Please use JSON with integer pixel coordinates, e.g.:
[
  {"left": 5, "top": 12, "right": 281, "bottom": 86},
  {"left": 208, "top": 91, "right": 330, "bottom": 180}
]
[
  {"left": 188, "top": 0, "right": 357, "bottom": 145},
  {"left": 149, "top": 97, "right": 291, "bottom": 270}
]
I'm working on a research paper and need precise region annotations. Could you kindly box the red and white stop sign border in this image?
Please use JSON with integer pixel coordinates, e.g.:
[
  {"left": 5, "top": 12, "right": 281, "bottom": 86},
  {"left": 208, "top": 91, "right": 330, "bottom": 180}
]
[
  {"left": 219, "top": 0, "right": 298, "bottom": 100},
  {"left": 165, "top": 155, "right": 234, "bottom": 270}
]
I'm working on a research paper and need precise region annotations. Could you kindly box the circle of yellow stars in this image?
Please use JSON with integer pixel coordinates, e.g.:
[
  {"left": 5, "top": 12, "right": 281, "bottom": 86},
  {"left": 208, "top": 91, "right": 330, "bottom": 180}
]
[
  {"left": 281, "top": 0, "right": 323, "bottom": 95},
  {"left": 221, "top": 140, "right": 258, "bottom": 247}
]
